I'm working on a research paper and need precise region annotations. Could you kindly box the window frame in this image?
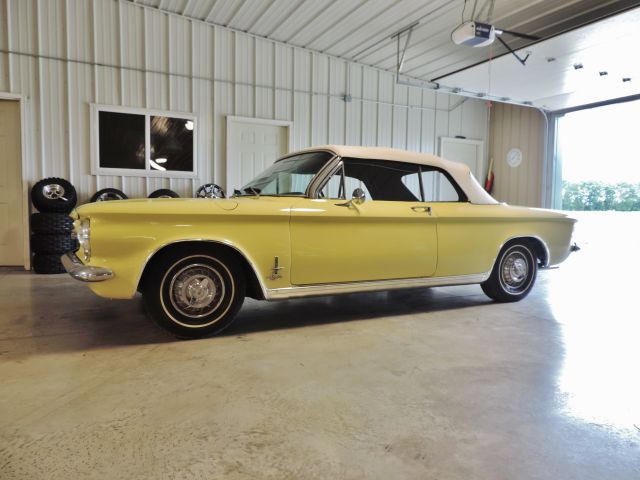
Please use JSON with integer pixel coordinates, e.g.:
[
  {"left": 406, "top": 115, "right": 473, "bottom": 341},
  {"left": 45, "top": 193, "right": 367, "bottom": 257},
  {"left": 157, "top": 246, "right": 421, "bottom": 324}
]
[
  {"left": 90, "top": 104, "right": 198, "bottom": 178},
  {"left": 315, "top": 157, "right": 467, "bottom": 203},
  {"left": 414, "top": 165, "right": 468, "bottom": 203}
]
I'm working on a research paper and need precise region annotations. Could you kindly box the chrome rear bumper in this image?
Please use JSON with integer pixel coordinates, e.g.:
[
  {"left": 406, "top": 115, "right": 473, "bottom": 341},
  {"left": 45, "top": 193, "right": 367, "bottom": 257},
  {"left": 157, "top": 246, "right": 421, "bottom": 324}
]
[{"left": 61, "top": 251, "right": 113, "bottom": 282}]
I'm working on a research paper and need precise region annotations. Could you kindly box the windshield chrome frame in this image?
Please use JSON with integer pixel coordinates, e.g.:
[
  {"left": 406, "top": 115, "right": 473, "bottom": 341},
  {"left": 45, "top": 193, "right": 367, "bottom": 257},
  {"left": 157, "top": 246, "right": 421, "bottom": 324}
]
[
  {"left": 238, "top": 149, "right": 338, "bottom": 199},
  {"left": 298, "top": 151, "right": 341, "bottom": 198}
]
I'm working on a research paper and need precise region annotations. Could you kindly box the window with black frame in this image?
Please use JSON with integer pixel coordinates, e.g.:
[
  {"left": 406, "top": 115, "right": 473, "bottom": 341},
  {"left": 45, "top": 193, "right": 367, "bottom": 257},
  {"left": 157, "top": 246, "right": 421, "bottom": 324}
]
[
  {"left": 320, "top": 158, "right": 462, "bottom": 202},
  {"left": 95, "top": 107, "right": 195, "bottom": 176}
]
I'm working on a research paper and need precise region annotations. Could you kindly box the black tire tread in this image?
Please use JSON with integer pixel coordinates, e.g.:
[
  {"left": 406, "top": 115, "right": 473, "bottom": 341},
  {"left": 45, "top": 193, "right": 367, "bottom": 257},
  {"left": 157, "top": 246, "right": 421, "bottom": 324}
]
[
  {"left": 32, "top": 254, "right": 66, "bottom": 274},
  {"left": 31, "top": 233, "right": 78, "bottom": 255},
  {"left": 31, "top": 213, "right": 74, "bottom": 234}
]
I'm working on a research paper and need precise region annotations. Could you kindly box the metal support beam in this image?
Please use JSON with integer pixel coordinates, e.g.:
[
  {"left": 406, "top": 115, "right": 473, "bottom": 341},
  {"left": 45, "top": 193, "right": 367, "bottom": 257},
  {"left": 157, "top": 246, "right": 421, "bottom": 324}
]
[{"left": 392, "top": 21, "right": 417, "bottom": 77}]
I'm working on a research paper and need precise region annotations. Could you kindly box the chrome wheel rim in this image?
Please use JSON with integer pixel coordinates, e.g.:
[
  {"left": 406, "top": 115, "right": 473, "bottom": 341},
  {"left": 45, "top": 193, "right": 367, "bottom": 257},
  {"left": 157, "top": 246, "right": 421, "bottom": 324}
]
[
  {"left": 500, "top": 250, "right": 530, "bottom": 293},
  {"left": 43, "top": 184, "right": 66, "bottom": 200},
  {"left": 169, "top": 264, "right": 225, "bottom": 319},
  {"left": 97, "top": 192, "right": 124, "bottom": 201}
]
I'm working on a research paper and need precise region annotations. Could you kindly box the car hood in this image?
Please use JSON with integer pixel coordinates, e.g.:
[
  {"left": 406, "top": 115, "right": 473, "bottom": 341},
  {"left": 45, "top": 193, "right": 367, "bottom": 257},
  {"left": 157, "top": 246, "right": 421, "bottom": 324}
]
[{"left": 73, "top": 196, "right": 297, "bottom": 218}]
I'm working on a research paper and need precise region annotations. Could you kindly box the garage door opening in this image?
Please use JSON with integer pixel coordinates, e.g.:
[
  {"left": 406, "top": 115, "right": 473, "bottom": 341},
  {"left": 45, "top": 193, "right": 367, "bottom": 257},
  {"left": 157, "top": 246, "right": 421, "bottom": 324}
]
[
  {"left": 558, "top": 99, "right": 640, "bottom": 212},
  {"left": 555, "top": 98, "right": 640, "bottom": 256}
]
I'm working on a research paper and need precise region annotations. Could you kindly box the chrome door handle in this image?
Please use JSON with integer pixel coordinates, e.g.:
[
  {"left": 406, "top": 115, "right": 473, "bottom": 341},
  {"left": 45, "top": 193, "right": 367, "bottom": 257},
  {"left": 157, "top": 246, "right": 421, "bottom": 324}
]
[{"left": 411, "top": 206, "right": 432, "bottom": 215}]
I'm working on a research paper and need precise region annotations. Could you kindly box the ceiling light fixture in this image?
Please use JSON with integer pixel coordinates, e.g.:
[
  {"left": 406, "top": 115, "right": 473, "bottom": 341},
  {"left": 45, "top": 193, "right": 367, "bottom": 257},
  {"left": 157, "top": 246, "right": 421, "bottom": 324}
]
[
  {"left": 622, "top": 77, "right": 632, "bottom": 82},
  {"left": 150, "top": 159, "right": 166, "bottom": 171},
  {"left": 573, "top": 63, "right": 583, "bottom": 70},
  {"left": 599, "top": 71, "right": 608, "bottom": 76}
]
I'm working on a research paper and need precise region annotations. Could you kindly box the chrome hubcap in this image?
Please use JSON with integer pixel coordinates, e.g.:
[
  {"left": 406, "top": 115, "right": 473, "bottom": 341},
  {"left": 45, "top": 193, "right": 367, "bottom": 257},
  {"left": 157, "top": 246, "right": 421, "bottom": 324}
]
[
  {"left": 169, "top": 264, "right": 224, "bottom": 318},
  {"left": 97, "top": 192, "right": 123, "bottom": 201},
  {"left": 501, "top": 252, "right": 529, "bottom": 289},
  {"left": 43, "top": 184, "right": 66, "bottom": 200}
]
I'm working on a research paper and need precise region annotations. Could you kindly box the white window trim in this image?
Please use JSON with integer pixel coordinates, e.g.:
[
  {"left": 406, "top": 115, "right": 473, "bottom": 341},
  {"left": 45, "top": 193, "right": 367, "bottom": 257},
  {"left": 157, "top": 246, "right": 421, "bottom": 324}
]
[{"left": 90, "top": 104, "right": 198, "bottom": 178}]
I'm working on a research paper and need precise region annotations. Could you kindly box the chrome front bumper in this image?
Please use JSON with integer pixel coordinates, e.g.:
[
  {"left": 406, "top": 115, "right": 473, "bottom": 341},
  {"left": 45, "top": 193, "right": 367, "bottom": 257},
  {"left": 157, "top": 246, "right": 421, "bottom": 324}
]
[{"left": 61, "top": 251, "right": 113, "bottom": 282}]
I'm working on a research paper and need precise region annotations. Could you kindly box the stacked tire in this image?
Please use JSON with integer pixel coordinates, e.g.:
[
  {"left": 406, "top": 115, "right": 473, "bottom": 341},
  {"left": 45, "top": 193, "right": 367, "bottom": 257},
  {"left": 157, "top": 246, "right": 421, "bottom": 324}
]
[{"left": 30, "top": 178, "right": 78, "bottom": 274}]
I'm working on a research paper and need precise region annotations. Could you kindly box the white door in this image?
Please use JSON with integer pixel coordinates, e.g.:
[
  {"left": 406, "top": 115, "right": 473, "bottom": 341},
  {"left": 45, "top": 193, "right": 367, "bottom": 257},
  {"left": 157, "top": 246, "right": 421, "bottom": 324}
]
[
  {"left": 0, "top": 100, "right": 25, "bottom": 266},
  {"left": 226, "top": 117, "right": 290, "bottom": 193},
  {"left": 440, "top": 137, "right": 484, "bottom": 180}
]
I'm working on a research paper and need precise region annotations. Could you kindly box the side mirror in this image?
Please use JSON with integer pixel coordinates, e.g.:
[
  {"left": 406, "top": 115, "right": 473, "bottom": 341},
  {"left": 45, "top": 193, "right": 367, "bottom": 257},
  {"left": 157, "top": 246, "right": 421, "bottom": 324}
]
[
  {"left": 335, "top": 187, "right": 366, "bottom": 208},
  {"left": 352, "top": 188, "right": 366, "bottom": 205}
]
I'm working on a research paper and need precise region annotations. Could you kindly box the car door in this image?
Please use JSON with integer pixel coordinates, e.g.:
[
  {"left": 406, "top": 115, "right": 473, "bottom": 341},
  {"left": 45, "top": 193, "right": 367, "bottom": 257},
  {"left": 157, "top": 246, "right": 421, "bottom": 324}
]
[{"left": 289, "top": 158, "right": 438, "bottom": 285}]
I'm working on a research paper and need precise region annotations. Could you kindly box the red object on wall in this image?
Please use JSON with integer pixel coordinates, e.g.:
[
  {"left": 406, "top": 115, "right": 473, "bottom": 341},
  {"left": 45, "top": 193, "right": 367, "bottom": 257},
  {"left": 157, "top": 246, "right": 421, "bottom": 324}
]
[{"left": 484, "top": 157, "right": 494, "bottom": 193}]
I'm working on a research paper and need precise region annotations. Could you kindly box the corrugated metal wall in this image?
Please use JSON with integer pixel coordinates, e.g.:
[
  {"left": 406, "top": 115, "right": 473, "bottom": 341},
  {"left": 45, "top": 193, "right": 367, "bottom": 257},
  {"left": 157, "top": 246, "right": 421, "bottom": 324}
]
[
  {"left": 488, "top": 102, "right": 546, "bottom": 207},
  {"left": 0, "top": 0, "right": 489, "bottom": 202}
]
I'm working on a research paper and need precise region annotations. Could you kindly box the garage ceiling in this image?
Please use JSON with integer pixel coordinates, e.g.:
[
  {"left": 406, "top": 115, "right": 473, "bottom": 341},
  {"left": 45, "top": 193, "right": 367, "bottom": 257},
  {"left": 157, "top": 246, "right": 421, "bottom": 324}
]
[
  {"left": 132, "top": 0, "right": 640, "bottom": 109},
  {"left": 436, "top": 6, "right": 640, "bottom": 111}
]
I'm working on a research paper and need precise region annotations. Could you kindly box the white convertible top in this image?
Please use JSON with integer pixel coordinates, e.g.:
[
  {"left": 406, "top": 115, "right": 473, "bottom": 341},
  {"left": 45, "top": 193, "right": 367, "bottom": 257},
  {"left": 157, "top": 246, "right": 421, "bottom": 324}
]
[{"left": 294, "top": 145, "right": 498, "bottom": 205}]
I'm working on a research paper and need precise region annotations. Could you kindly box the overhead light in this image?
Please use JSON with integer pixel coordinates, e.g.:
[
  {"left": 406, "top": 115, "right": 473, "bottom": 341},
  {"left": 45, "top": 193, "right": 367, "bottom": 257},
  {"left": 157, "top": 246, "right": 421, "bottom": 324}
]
[
  {"left": 573, "top": 63, "right": 583, "bottom": 70},
  {"left": 523, "top": 101, "right": 533, "bottom": 105},
  {"left": 546, "top": 57, "right": 556, "bottom": 63},
  {"left": 599, "top": 71, "right": 608, "bottom": 76},
  {"left": 622, "top": 77, "right": 632, "bottom": 82},
  {"left": 185, "top": 120, "right": 194, "bottom": 131},
  {"left": 150, "top": 159, "right": 166, "bottom": 171},
  {"left": 155, "top": 157, "right": 167, "bottom": 164}
]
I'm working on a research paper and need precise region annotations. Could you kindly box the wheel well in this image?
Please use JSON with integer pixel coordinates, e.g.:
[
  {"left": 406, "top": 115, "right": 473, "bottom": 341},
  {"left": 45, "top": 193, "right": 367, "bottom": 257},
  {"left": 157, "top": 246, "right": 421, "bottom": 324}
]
[
  {"left": 138, "top": 241, "right": 265, "bottom": 300},
  {"left": 503, "top": 237, "right": 548, "bottom": 267}
]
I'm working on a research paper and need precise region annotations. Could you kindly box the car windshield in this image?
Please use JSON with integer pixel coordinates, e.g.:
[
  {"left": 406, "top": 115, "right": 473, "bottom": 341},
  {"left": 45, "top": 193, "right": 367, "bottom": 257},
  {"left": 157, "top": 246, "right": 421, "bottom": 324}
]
[{"left": 237, "top": 151, "right": 333, "bottom": 196}]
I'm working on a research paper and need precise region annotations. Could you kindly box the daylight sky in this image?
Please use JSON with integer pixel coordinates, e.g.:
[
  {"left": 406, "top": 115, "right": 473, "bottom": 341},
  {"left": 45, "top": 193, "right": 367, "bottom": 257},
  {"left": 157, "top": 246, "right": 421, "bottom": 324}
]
[{"left": 558, "top": 99, "right": 640, "bottom": 184}]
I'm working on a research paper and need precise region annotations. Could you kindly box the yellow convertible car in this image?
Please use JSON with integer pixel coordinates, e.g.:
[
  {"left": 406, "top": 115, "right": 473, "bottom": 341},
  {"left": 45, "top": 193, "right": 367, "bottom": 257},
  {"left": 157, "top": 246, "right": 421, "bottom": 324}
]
[{"left": 62, "top": 146, "right": 577, "bottom": 338}]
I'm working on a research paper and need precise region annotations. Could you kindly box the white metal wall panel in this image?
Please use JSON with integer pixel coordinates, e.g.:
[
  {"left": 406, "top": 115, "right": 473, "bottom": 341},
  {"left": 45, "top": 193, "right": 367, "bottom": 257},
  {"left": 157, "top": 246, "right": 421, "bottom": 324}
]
[
  {"left": 487, "top": 102, "right": 544, "bottom": 207},
  {"left": 2, "top": 0, "right": 489, "bottom": 203}
]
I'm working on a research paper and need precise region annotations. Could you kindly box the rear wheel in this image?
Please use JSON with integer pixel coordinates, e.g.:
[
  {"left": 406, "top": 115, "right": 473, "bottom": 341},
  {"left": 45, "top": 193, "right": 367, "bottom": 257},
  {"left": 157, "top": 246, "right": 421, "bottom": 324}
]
[
  {"left": 142, "top": 249, "right": 245, "bottom": 338},
  {"left": 481, "top": 242, "right": 537, "bottom": 302}
]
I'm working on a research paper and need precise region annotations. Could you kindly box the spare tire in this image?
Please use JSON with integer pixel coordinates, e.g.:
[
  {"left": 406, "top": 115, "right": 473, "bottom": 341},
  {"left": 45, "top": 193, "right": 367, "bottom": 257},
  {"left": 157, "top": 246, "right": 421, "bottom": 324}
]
[
  {"left": 149, "top": 189, "right": 179, "bottom": 198},
  {"left": 90, "top": 188, "right": 128, "bottom": 202},
  {"left": 31, "top": 213, "right": 74, "bottom": 234},
  {"left": 33, "top": 254, "right": 66, "bottom": 274},
  {"left": 196, "top": 183, "right": 225, "bottom": 198},
  {"left": 31, "top": 178, "right": 77, "bottom": 213},
  {"left": 31, "top": 234, "right": 78, "bottom": 255}
]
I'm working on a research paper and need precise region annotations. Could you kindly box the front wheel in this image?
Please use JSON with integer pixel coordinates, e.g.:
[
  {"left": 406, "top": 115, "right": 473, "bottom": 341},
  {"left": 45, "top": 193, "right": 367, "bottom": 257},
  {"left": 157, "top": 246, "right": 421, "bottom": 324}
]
[
  {"left": 142, "top": 249, "right": 245, "bottom": 338},
  {"left": 481, "top": 243, "right": 537, "bottom": 302}
]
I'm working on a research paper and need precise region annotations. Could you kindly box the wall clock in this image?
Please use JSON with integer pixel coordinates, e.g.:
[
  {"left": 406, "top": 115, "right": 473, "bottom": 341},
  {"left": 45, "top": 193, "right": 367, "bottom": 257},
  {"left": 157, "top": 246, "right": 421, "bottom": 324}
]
[{"left": 506, "top": 147, "right": 523, "bottom": 168}]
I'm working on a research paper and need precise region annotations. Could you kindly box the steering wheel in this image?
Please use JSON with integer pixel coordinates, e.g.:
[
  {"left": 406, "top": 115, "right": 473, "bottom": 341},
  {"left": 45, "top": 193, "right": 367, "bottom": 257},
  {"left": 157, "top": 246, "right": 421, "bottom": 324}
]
[{"left": 196, "top": 183, "right": 225, "bottom": 199}]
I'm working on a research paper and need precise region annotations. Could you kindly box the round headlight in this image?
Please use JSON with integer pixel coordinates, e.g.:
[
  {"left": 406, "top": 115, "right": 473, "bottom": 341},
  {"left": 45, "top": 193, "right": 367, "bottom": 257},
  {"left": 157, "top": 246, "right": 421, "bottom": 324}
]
[{"left": 76, "top": 219, "right": 91, "bottom": 261}]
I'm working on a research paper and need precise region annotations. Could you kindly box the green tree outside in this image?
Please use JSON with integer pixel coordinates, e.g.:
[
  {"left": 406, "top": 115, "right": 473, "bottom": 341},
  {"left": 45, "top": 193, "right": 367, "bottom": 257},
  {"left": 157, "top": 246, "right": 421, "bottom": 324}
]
[{"left": 562, "top": 181, "right": 640, "bottom": 211}]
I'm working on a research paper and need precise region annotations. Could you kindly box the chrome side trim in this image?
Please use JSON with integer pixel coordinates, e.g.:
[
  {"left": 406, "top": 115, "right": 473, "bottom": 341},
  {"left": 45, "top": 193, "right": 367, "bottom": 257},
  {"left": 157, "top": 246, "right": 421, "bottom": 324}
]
[
  {"left": 264, "top": 273, "right": 489, "bottom": 300},
  {"left": 134, "top": 239, "right": 269, "bottom": 299},
  {"left": 61, "top": 251, "right": 114, "bottom": 282}
]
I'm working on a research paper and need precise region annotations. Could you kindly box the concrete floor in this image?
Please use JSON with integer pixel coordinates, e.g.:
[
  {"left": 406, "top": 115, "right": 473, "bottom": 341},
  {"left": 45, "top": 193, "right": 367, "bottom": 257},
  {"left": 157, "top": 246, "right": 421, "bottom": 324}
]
[{"left": 1, "top": 212, "right": 639, "bottom": 479}]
